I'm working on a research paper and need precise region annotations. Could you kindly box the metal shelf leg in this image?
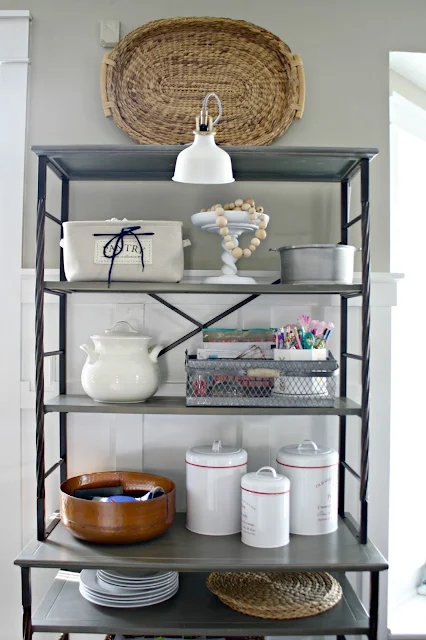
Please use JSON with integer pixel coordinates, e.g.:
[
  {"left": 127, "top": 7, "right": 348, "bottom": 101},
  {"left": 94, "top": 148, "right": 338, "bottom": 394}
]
[
  {"left": 339, "top": 181, "right": 350, "bottom": 518},
  {"left": 59, "top": 178, "right": 69, "bottom": 485},
  {"left": 21, "top": 568, "right": 32, "bottom": 640},
  {"left": 360, "top": 158, "right": 371, "bottom": 544},
  {"left": 35, "top": 156, "right": 47, "bottom": 541},
  {"left": 369, "top": 572, "right": 380, "bottom": 640}
]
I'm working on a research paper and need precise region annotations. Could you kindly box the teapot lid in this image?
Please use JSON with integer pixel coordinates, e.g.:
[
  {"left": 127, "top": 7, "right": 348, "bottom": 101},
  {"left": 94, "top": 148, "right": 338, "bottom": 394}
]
[
  {"left": 92, "top": 321, "right": 151, "bottom": 340},
  {"left": 186, "top": 440, "right": 247, "bottom": 468}
]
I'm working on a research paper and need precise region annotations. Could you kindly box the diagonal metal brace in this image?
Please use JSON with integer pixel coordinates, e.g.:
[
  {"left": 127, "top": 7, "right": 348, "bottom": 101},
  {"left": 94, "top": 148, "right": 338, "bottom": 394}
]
[
  {"left": 156, "top": 279, "right": 281, "bottom": 357},
  {"left": 148, "top": 293, "right": 203, "bottom": 328}
]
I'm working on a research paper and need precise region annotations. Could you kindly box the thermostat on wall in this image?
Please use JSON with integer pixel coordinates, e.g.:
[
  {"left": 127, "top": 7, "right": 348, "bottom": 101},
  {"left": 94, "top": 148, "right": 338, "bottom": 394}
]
[{"left": 100, "top": 20, "right": 120, "bottom": 48}]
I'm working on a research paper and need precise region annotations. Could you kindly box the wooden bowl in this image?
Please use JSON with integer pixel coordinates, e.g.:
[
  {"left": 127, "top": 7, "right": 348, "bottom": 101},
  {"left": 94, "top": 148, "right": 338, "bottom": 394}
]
[{"left": 60, "top": 471, "right": 176, "bottom": 544}]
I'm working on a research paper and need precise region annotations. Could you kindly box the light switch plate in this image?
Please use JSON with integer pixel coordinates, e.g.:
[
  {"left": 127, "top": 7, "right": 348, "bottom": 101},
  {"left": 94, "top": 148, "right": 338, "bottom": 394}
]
[{"left": 100, "top": 20, "right": 120, "bottom": 48}]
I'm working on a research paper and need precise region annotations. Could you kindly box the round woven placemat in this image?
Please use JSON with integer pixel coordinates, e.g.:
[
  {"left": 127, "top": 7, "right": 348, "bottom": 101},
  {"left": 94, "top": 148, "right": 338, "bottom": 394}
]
[
  {"left": 100, "top": 17, "right": 305, "bottom": 146},
  {"left": 206, "top": 572, "right": 342, "bottom": 619}
]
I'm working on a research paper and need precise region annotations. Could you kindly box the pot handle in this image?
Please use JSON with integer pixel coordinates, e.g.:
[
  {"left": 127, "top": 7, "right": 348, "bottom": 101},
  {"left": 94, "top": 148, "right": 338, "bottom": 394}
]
[
  {"left": 106, "top": 321, "right": 138, "bottom": 334},
  {"left": 212, "top": 440, "right": 222, "bottom": 453},
  {"left": 297, "top": 440, "right": 319, "bottom": 452},
  {"left": 269, "top": 248, "right": 279, "bottom": 252},
  {"left": 256, "top": 466, "right": 277, "bottom": 478}
]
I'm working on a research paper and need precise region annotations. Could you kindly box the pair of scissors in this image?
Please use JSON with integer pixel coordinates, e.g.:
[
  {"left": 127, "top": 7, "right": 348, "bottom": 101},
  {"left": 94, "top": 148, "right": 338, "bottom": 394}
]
[{"left": 303, "top": 331, "right": 315, "bottom": 349}]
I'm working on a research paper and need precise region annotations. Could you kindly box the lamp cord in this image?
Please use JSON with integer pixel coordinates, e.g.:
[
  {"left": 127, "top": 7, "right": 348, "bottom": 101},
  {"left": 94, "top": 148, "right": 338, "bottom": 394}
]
[{"left": 202, "top": 92, "right": 223, "bottom": 126}]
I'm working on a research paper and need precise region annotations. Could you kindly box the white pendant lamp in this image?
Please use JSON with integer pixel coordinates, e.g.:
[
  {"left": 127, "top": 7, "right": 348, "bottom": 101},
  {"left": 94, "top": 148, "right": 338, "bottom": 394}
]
[{"left": 172, "top": 93, "right": 234, "bottom": 184}]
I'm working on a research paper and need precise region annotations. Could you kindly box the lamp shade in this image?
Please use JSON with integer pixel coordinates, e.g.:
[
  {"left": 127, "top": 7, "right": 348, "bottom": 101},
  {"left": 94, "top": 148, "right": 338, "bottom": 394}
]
[{"left": 172, "top": 132, "right": 234, "bottom": 184}]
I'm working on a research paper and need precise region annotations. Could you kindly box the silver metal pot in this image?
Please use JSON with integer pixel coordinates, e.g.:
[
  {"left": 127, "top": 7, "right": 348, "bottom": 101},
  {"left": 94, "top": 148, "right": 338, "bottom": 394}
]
[{"left": 270, "top": 244, "right": 357, "bottom": 284}]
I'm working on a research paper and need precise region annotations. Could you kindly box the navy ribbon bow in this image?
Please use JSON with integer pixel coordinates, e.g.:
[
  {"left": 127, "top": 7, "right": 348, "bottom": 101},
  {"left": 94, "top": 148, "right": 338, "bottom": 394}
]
[{"left": 93, "top": 225, "right": 154, "bottom": 287}]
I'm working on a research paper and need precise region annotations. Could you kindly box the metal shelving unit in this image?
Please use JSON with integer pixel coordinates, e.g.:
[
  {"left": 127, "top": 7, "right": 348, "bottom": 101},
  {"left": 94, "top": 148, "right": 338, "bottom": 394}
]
[{"left": 15, "top": 145, "right": 388, "bottom": 640}]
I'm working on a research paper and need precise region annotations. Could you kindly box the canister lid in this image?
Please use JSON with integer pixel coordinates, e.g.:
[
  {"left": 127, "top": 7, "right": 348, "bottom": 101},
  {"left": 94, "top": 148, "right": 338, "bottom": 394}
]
[
  {"left": 186, "top": 440, "right": 247, "bottom": 468},
  {"left": 277, "top": 440, "right": 338, "bottom": 468},
  {"left": 241, "top": 466, "right": 290, "bottom": 494}
]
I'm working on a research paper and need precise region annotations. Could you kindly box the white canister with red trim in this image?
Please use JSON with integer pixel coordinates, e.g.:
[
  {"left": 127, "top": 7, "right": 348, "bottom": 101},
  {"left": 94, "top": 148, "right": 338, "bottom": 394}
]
[
  {"left": 241, "top": 466, "right": 290, "bottom": 548},
  {"left": 186, "top": 440, "right": 247, "bottom": 535},
  {"left": 276, "top": 440, "right": 339, "bottom": 535}
]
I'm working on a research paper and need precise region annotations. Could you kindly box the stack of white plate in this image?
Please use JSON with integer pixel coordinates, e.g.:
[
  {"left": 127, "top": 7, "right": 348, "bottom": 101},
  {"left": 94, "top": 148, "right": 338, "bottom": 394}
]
[{"left": 79, "top": 569, "right": 179, "bottom": 608}]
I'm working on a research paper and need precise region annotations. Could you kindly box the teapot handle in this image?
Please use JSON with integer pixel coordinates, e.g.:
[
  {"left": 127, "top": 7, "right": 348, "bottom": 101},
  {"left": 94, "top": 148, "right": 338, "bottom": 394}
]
[{"left": 106, "top": 321, "right": 138, "bottom": 334}]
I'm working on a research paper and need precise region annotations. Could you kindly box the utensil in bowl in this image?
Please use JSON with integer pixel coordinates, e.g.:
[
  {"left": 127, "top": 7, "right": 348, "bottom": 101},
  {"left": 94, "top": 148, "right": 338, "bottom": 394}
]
[{"left": 60, "top": 471, "right": 176, "bottom": 544}]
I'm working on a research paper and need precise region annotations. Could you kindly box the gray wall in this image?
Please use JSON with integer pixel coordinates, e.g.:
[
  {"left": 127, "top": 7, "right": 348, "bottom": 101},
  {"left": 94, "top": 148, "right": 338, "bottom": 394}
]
[{"left": 5, "top": 0, "right": 426, "bottom": 270}]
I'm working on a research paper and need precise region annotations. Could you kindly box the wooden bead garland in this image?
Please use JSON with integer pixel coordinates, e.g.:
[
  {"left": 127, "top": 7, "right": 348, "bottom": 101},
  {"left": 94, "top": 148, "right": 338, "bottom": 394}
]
[{"left": 203, "top": 198, "right": 268, "bottom": 258}]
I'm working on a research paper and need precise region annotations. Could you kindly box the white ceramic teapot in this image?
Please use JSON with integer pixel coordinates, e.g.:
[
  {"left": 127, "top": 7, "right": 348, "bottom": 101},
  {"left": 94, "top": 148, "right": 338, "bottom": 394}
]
[{"left": 80, "top": 321, "right": 163, "bottom": 403}]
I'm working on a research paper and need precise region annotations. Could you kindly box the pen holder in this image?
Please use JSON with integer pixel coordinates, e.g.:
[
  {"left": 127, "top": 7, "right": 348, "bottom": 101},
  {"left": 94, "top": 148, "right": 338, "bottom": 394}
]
[{"left": 273, "top": 349, "right": 328, "bottom": 396}]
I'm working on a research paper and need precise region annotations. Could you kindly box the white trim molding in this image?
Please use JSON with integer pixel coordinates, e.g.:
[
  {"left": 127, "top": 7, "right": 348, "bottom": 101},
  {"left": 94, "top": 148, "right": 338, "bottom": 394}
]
[
  {"left": 0, "top": 59, "right": 30, "bottom": 65},
  {"left": 0, "top": 11, "right": 30, "bottom": 640},
  {"left": 0, "top": 11, "right": 31, "bottom": 63},
  {"left": 0, "top": 10, "right": 31, "bottom": 19}
]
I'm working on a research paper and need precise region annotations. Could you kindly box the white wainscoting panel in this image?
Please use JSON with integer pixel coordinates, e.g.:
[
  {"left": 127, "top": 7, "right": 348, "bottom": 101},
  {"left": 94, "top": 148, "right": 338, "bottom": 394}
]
[{"left": 19, "top": 269, "right": 400, "bottom": 640}]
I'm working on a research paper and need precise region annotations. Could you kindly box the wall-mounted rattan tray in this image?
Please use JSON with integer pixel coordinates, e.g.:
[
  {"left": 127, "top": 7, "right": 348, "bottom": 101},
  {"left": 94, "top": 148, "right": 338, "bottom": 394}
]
[{"left": 100, "top": 17, "right": 305, "bottom": 146}]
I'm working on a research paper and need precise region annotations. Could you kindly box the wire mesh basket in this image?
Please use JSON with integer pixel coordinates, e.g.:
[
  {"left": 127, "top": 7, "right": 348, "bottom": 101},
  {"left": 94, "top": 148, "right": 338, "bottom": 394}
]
[{"left": 186, "top": 353, "right": 339, "bottom": 407}]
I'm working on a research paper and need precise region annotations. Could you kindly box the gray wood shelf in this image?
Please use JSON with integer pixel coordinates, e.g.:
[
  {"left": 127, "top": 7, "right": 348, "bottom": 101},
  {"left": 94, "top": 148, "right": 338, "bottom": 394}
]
[
  {"left": 44, "top": 280, "right": 362, "bottom": 295},
  {"left": 32, "top": 571, "right": 370, "bottom": 636},
  {"left": 44, "top": 394, "right": 362, "bottom": 416},
  {"left": 32, "top": 145, "right": 378, "bottom": 182},
  {"left": 15, "top": 513, "right": 388, "bottom": 572}
]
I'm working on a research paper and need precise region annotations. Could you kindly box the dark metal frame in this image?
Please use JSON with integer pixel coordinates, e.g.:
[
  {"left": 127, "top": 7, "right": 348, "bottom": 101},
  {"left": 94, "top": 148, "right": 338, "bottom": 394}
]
[{"left": 27, "top": 151, "right": 375, "bottom": 640}]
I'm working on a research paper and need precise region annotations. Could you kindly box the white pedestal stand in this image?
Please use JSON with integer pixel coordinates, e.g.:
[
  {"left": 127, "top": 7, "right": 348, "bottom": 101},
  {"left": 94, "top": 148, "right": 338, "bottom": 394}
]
[{"left": 191, "top": 211, "right": 269, "bottom": 285}]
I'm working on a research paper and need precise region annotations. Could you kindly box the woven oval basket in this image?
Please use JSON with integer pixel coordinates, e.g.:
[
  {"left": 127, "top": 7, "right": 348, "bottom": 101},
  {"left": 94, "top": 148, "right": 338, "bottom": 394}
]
[
  {"left": 100, "top": 17, "right": 305, "bottom": 146},
  {"left": 207, "top": 571, "right": 342, "bottom": 620}
]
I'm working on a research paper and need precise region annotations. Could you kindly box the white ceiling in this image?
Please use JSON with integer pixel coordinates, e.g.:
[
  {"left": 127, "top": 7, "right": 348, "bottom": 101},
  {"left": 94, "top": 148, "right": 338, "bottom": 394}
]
[{"left": 390, "top": 52, "right": 426, "bottom": 92}]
